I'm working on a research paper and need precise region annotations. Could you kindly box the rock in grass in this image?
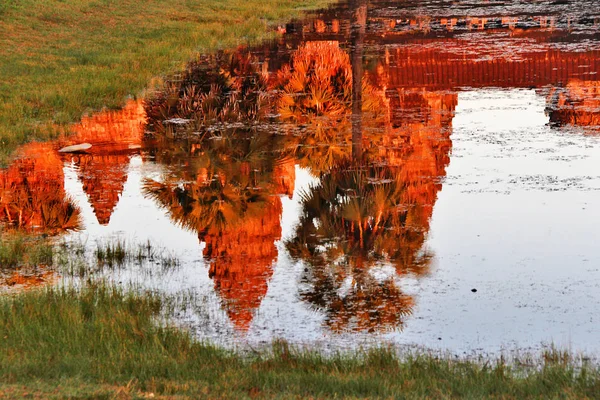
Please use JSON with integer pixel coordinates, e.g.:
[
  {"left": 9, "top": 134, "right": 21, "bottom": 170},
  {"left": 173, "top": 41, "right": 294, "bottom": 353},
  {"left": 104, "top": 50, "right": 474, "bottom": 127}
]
[{"left": 58, "top": 143, "right": 92, "bottom": 153}]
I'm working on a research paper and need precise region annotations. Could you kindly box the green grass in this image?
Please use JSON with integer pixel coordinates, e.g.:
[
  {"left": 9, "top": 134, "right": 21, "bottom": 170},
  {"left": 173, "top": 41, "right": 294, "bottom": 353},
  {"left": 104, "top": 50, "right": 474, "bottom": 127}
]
[
  {"left": 93, "top": 239, "right": 179, "bottom": 269},
  {"left": 0, "top": 283, "right": 600, "bottom": 399},
  {"left": 0, "top": 0, "right": 335, "bottom": 165},
  {"left": 0, "top": 233, "right": 53, "bottom": 269}
]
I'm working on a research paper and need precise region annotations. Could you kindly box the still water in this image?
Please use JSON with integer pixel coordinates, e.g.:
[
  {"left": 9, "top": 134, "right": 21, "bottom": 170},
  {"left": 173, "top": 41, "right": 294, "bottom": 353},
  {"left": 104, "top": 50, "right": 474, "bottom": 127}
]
[{"left": 2, "top": 0, "right": 600, "bottom": 355}]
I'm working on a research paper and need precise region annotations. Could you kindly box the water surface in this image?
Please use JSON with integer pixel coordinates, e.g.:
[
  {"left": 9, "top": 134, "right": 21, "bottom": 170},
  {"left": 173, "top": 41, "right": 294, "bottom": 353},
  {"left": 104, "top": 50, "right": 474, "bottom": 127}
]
[{"left": 2, "top": 0, "right": 600, "bottom": 355}]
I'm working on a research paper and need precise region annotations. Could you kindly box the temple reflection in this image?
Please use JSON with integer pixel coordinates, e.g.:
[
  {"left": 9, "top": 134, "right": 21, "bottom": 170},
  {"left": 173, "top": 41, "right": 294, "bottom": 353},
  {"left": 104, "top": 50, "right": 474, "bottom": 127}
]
[
  {"left": 142, "top": 0, "right": 454, "bottom": 330},
  {"left": 61, "top": 99, "right": 145, "bottom": 226},
  {"left": 142, "top": 129, "right": 296, "bottom": 329},
  {"left": 547, "top": 80, "right": 600, "bottom": 131},
  {"left": 70, "top": 154, "right": 132, "bottom": 225},
  {"left": 0, "top": 100, "right": 145, "bottom": 232}
]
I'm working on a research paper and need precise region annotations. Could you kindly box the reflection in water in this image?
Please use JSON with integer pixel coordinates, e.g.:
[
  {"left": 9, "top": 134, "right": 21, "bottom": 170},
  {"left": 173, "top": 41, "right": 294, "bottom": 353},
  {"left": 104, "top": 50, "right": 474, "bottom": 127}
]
[
  {"left": 62, "top": 99, "right": 145, "bottom": 226},
  {"left": 0, "top": 100, "right": 145, "bottom": 232},
  {"left": 2, "top": 0, "right": 600, "bottom": 344},
  {"left": 0, "top": 143, "right": 80, "bottom": 233},
  {"left": 350, "top": 0, "right": 367, "bottom": 159},
  {"left": 72, "top": 154, "right": 132, "bottom": 225},
  {"left": 287, "top": 163, "right": 432, "bottom": 332},
  {"left": 145, "top": 50, "right": 271, "bottom": 135},
  {"left": 547, "top": 80, "right": 600, "bottom": 130},
  {"left": 141, "top": 0, "right": 453, "bottom": 330},
  {"left": 138, "top": 0, "right": 600, "bottom": 334},
  {"left": 65, "top": 99, "right": 144, "bottom": 150},
  {"left": 142, "top": 131, "right": 296, "bottom": 329}
]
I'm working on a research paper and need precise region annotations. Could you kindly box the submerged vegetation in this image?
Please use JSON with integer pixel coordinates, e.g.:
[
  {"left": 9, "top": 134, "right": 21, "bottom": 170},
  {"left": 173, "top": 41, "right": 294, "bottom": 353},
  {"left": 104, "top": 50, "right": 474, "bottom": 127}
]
[
  {"left": 0, "top": 236, "right": 180, "bottom": 292},
  {"left": 0, "top": 283, "right": 599, "bottom": 398},
  {"left": 93, "top": 239, "right": 179, "bottom": 269},
  {"left": 0, "top": 0, "right": 335, "bottom": 165}
]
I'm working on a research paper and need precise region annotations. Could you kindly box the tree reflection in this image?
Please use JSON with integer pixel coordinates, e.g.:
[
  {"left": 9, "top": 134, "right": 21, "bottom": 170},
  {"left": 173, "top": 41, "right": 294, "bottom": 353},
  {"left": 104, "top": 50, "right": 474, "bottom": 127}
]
[
  {"left": 276, "top": 40, "right": 388, "bottom": 175},
  {"left": 142, "top": 29, "right": 449, "bottom": 333},
  {"left": 287, "top": 160, "right": 432, "bottom": 332},
  {"left": 143, "top": 129, "right": 292, "bottom": 232},
  {"left": 280, "top": 14, "right": 454, "bottom": 331},
  {"left": 276, "top": 41, "right": 353, "bottom": 173}
]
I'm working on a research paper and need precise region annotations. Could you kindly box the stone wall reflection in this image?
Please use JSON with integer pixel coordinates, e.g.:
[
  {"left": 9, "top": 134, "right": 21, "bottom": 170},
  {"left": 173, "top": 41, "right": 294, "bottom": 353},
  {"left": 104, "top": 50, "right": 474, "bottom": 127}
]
[{"left": 547, "top": 80, "right": 600, "bottom": 131}]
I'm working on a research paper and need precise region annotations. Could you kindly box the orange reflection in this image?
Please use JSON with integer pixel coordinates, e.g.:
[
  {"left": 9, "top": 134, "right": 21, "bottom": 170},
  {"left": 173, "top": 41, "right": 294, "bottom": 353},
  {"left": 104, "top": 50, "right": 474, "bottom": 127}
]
[
  {"left": 547, "top": 80, "right": 600, "bottom": 131},
  {"left": 1, "top": 270, "right": 57, "bottom": 292},
  {"left": 145, "top": 49, "right": 270, "bottom": 135},
  {"left": 71, "top": 154, "right": 131, "bottom": 225},
  {"left": 287, "top": 85, "right": 453, "bottom": 331},
  {"left": 143, "top": 132, "right": 295, "bottom": 330},
  {"left": 60, "top": 99, "right": 145, "bottom": 225},
  {"left": 0, "top": 143, "right": 80, "bottom": 233},
  {"left": 143, "top": 31, "right": 456, "bottom": 332},
  {"left": 205, "top": 196, "right": 282, "bottom": 329},
  {"left": 275, "top": 35, "right": 452, "bottom": 332},
  {"left": 277, "top": 41, "right": 352, "bottom": 123},
  {"left": 61, "top": 99, "right": 145, "bottom": 151},
  {"left": 0, "top": 100, "right": 145, "bottom": 232},
  {"left": 140, "top": 1, "right": 600, "bottom": 333}
]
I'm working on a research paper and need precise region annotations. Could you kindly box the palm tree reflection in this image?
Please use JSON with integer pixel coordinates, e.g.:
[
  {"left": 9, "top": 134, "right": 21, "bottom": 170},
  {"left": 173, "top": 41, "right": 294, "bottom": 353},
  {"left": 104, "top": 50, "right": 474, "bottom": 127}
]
[
  {"left": 287, "top": 160, "right": 433, "bottom": 333},
  {"left": 145, "top": 48, "right": 271, "bottom": 136}
]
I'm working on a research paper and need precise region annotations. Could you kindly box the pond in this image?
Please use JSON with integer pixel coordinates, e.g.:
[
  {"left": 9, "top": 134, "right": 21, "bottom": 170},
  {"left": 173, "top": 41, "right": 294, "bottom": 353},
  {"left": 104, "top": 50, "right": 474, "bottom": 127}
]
[{"left": 2, "top": 0, "right": 600, "bottom": 356}]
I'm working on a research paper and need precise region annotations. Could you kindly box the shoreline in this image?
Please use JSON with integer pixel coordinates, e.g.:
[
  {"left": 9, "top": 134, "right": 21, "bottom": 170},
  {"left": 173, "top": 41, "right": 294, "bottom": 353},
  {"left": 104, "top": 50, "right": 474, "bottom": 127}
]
[{"left": 0, "top": 283, "right": 599, "bottom": 398}]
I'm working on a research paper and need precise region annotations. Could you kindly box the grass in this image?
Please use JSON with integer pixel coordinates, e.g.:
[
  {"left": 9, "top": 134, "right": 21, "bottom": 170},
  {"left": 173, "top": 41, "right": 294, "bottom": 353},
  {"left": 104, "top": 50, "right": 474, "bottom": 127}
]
[
  {"left": 52, "top": 239, "right": 181, "bottom": 283},
  {"left": 0, "top": 283, "right": 599, "bottom": 398},
  {"left": 0, "top": 233, "right": 55, "bottom": 292},
  {"left": 0, "top": 235, "right": 182, "bottom": 291},
  {"left": 0, "top": 0, "right": 335, "bottom": 165},
  {"left": 0, "top": 233, "right": 53, "bottom": 269},
  {"left": 94, "top": 239, "right": 179, "bottom": 269}
]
